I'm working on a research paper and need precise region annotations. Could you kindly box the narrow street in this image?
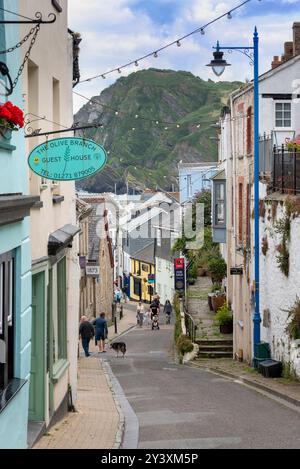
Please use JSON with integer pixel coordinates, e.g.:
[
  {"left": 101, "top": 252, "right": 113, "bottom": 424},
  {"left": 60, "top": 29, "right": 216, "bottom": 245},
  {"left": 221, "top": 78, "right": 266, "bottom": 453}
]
[{"left": 105, "top": 323, "right": 300, "bottom": 449}]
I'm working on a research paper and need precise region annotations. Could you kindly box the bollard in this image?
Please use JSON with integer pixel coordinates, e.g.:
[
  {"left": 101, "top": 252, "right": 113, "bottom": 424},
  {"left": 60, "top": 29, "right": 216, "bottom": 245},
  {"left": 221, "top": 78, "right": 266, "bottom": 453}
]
[{"left": 114, "top": 316, "right": 117, "bottom": 334}]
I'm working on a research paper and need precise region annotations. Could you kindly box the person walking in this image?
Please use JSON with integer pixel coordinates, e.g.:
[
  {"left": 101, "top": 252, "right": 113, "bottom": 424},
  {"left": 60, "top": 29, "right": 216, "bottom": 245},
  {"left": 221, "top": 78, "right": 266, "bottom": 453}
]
[
  {"left": 93, "top": 312, "right": 108, "bottom": 353},
  {"left": 163, "top": 300, "right": 173, "bottom": 324},
  {"left": 136, "top": 301, "right": 144, "bottom": 327},
  {"left": 79, "top": 316, "right": 95, "bottom": 357}
]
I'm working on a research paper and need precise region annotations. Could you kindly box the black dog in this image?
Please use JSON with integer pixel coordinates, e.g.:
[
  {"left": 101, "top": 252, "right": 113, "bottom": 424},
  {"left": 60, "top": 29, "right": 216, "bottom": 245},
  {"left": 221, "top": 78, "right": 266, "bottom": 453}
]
[{"left": 110, "top": 342, "right": 126, "bottom": 358}]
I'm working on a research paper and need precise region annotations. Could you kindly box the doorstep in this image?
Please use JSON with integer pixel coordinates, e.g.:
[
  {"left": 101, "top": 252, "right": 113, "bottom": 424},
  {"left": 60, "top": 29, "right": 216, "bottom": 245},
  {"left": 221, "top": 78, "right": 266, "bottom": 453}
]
[{"left": 27, "top": 421, "right": 46, "bottom": 448}]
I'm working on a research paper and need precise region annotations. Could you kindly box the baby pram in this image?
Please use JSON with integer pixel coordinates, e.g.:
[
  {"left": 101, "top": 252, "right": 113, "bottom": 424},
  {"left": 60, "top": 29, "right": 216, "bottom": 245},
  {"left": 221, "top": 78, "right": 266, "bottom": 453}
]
[{"left": 151, "top": 313, "right": 159, "bottom": 330}]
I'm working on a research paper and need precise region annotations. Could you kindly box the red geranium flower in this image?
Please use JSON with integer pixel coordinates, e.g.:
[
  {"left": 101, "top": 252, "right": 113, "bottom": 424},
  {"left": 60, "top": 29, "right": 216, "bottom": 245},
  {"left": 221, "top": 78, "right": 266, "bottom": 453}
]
[{"left": 0, "top": 101, "right": 24, "bottom": 129}]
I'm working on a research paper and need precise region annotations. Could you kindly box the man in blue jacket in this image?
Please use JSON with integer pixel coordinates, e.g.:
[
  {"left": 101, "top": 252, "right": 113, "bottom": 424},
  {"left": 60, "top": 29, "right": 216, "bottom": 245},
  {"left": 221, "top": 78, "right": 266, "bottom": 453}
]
[{"left": 93, "top": 312, "right": 108, "bottom": 353}]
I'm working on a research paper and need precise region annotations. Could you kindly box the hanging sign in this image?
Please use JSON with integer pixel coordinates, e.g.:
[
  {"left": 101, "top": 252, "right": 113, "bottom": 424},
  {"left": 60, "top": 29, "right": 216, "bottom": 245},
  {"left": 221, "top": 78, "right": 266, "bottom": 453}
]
[
  {"left": 174, "top": 257, "right": 185, "bottom": 292},
  {"left": 28, "top": 137, "right": 107, "bottom": 181},
  {"left": 230, "top": 267, "right": 243, "bottom": 275},
  {"left": 86, "top": 265, "right": 100, "bottom": 277}
]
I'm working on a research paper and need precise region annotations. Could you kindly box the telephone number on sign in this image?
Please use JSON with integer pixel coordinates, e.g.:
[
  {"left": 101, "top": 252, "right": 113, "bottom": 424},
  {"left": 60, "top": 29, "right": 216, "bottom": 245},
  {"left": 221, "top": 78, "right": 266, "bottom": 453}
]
[{"left": 40, "top": 167, "right": 96, "bottom": 179}]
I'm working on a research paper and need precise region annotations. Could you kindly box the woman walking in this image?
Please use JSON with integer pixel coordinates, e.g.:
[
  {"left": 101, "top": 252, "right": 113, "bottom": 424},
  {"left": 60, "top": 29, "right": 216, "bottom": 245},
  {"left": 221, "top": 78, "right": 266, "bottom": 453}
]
[
  {"left": 163, "top": 300, "right": 173, "bottom": 324},
  {"left": 136, "top": 301, "right": 144, "bottom": 327}
]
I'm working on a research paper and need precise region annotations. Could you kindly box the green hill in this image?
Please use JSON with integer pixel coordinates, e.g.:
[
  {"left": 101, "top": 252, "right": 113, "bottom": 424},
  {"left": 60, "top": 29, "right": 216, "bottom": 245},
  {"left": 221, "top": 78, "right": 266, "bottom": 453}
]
[{"left": 74, "top": 69, "right": 241, "bottom": 192}]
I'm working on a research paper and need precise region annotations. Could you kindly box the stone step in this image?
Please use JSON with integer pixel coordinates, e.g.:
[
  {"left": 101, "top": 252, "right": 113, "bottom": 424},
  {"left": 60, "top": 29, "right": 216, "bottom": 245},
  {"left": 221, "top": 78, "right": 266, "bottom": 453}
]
[
  {"left": 198, "top": 345, "right": 233, "bottom": 352},
  {"left": 197, "top": 351, "right": 233, "bottom": 359},
  {"left": 196, "top": 339, "right": 233, "bottom": 346}
]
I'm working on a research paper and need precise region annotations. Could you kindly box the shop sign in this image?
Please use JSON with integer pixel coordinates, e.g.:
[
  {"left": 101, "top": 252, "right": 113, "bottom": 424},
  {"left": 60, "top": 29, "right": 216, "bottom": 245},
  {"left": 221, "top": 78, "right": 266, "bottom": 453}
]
[
  {"left": 28, "top": 137, "right": 107, "bottom": 181},
  {"left": 86, "top": 265, "right": 100, "bottom": 277}
]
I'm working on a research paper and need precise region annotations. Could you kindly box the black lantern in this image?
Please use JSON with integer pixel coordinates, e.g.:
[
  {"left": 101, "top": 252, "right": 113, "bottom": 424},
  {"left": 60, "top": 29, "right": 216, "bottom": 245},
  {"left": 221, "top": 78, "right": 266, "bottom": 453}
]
[{"left": 207, "top": 42, "right": 231, "bottom": 77}]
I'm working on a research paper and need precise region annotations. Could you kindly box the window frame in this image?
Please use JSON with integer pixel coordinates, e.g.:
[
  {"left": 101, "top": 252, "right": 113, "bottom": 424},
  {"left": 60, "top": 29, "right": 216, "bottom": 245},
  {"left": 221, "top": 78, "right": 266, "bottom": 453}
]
[
  {"left": 274, "top": 100, "right": 292, "bottom": 130},
  {"left": 213, "top": 180, "right": 226, "bottom": 228},
  {"left": 0, "top": 251, "right": 15, "bottom": 392}
]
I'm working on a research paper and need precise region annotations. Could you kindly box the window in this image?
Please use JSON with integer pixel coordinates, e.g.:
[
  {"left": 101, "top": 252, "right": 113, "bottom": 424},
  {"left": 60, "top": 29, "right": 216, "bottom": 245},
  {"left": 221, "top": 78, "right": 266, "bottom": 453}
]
[
  {"left": 141, "top": 263, "right": 149, "bottom": 272},
  {"left": 214, "top": 181, "right": 226, "bottom": 227},
  {"left": 0, "top": 251, "right": 15, "bottom": 391},
  {"left": 52, "top": 257, "right": 67, "bottom": 363},
  {"left": 275, "top": 102, "right": 291, "bottom": 128},
  {"left": 156, "top": 228, "right": 161, "bottom": 247},
  {"left": 238, "top": 183, "right": 243, "bottom": 243},
  {"left": 187, "top": 175, "right": 192, "bottom": 199},
  {"left": 246, "top": 106, "right": 252, "bottom": 155}
]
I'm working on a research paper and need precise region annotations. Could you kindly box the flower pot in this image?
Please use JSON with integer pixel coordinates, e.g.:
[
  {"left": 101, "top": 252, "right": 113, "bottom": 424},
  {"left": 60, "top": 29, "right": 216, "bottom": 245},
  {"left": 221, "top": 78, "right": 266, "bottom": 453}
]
[
  {"left": 197, "top": 267, "right": 206, "bottom": 277},
  {"left": 220, "top": 322, "right": 233, "bottom": 334},
  {"left": 212, "top": 294, "right": 226, "bottom": 312},
  {"left": 0, "top": 126, "right": 12, "bottom": 140},
  {"left": 207, "top": 293, "right": 214, "bottom": 311}
]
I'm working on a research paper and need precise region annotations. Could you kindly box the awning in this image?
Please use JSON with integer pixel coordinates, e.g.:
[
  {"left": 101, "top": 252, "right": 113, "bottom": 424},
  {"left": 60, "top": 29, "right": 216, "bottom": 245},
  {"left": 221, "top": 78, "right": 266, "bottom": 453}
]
[{"left": 48, "top": 224, "right": 80, "bottom": 256}]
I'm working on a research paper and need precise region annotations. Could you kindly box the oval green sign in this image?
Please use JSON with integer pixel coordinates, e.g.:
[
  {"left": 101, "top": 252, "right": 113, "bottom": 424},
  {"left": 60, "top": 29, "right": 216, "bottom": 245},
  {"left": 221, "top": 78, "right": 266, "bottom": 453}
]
[{"left": 28, "top": 137, "right": 107, "bottom": 181}]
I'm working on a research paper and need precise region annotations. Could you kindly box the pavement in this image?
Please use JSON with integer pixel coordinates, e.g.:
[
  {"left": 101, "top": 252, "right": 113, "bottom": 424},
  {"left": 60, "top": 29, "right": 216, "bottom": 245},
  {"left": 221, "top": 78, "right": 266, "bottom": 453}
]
[
  {"left": 105, "top": 320, "right": 300, "bottom": 449},
  {"left": 33, "top": 302, "right": 138, "bottom": 450}
]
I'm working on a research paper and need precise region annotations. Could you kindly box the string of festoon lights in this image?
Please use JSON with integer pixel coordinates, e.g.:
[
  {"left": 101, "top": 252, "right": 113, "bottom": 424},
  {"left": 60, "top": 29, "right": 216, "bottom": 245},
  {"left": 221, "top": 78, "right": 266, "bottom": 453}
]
[
  {"left": 73, "top": 90, "right": 253, "bottom": 131},
  {"left": 78, "top": 0, "right": 262, "bottom": 84},
  {"left": 25, "top": 103, "right": 254, "bottom": 139}
]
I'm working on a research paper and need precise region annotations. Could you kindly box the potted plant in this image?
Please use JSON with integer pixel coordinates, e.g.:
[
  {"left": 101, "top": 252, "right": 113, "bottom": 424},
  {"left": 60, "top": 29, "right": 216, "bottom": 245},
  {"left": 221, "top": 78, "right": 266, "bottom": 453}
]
[
  {"left": 208, "top": 256, "right": 227, "bottom": 284},
  {"left": 208, "top": 283, "right": 221, "bottom": 311},
  {"left": 211, "top": 290, "right": 226, "bottom": 312},
  {"left": 0, "top": 101, "right": 24, "bottom": 139},
  {"left": 215, "top": 303, "right": 233, "bottom": 334}
]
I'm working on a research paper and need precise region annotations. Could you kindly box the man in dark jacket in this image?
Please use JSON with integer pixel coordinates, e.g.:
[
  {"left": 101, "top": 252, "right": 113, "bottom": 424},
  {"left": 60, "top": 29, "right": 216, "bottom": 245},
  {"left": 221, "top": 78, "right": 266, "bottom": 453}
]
[
  {"left": 93, "top": 312, "right": 108, "bottom": 353},
  {"left": 79, "top": 316, "right": 95, "bottom": 357}
]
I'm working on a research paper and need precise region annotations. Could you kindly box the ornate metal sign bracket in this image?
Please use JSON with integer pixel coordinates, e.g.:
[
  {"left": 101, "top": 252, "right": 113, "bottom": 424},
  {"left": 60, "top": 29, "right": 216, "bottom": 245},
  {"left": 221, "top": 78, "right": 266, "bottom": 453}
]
[{"left": 0, "top": 12, "right": 56, "bottom": 24}]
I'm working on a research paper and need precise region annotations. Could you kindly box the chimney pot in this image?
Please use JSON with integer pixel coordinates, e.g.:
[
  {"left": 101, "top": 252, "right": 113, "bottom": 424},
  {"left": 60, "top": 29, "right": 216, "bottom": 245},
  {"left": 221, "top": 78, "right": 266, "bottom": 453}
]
[
  {"left": 271, "top": 56, "right": 281, "bottom": 69},
  {"left": 293, "top": 22, "right": 300, "bottom": 56},
  {"left": 282, "top": 41, "right": 293, "bottom": 61}
]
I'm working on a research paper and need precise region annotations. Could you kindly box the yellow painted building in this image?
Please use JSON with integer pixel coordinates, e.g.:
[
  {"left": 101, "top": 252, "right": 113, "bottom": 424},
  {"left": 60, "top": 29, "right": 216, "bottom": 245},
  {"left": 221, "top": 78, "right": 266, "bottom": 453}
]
[{"left": 130, "top": 244, "right": 155, "bottom": 302}]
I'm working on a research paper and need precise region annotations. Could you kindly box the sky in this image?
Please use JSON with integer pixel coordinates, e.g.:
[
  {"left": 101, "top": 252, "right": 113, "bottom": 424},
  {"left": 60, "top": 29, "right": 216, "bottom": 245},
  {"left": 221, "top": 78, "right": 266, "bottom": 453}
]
[{"left": 69, "top": 0, "right": 300, "bottom": 112}]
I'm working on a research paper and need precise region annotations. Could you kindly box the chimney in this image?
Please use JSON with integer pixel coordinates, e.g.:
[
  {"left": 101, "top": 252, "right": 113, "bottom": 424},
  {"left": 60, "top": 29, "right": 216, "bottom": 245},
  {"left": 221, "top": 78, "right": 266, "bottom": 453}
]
[
  {"left": 293, "top": 22, "right": 300, "bottom": 56},
  {"left": 282, "top": 41, "right": 293, "bottom": 61},
  {"left": 271, "top": 56, "right": 281, "bottom": 69}
]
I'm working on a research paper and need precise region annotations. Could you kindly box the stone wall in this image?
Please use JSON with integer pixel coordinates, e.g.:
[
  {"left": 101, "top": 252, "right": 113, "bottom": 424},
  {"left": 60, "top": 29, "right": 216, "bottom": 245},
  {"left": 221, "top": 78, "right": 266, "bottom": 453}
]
[{"left": 260, "top": 196, "right": 300, "bottom": 378}]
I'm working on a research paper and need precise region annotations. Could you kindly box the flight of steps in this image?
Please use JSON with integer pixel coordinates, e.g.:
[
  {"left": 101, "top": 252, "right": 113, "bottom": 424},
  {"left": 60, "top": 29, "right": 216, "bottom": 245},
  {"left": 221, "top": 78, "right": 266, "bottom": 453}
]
[{"left": 195, "top": 339, "right": 233, "bottom": 359}]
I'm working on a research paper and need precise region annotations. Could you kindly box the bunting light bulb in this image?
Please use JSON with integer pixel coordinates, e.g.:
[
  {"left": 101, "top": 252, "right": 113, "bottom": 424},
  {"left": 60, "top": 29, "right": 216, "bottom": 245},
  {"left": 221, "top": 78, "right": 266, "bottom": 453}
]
[
  {"left": 101, "top": 75, "right": 106, "bottom": 79},
  {"left": 154, "top": 51, "right": 158, "bottom": 58},
  {"left": 135, "top": 61, "right": 139, "bottom": 66},
  {"left": 200, "top": 28, "right": 205, "bottom": 35},
  {"left": 177, "top": 41, "right": 181, "bottom": 47},
  {"left": 227, "top": 11, "right": 232, "bottom": 19},
  {"left": 118, "top": 68, "right": 121, "bottom": 74}
]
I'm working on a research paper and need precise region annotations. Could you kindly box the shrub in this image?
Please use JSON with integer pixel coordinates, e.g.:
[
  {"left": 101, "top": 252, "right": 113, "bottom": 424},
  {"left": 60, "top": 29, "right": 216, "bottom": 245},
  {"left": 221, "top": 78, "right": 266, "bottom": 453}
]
[
  {"left": 215, "top": 303, "right": 233, "bottom": 326},
  {"left": 176, "top": 335, "right": 194, "bottom": 355},
  {"left": 284, "top": 297, "right": 300, "bottom": 340},
  {"left": 211, "top": 283, "right": 222, "bottom": 293},
  {"left": 208, "top": 256, "right": 227, "bottom": 283}
]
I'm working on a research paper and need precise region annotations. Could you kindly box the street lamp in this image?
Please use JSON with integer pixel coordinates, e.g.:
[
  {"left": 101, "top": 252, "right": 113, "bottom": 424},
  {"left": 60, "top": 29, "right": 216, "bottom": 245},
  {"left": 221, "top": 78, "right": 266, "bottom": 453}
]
[
  {"left": 207, "top": 27, "right": 260, "bottom": 363},
  {"left": 206, "top": 42, "right": 231, "bottom": 77}
]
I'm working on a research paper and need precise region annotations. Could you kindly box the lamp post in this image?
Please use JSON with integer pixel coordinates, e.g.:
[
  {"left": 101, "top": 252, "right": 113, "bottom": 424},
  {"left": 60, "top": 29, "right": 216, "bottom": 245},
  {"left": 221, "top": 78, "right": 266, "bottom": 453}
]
[{"left": 207, "top": 27, "right": 260, "bottom": 360}]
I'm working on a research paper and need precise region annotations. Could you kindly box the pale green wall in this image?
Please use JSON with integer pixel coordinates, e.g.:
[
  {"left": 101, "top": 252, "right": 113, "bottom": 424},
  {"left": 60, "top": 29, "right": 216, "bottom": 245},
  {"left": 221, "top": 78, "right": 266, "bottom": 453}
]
[{"left": 0, "top": 0, "right": 32, "bottom": 449}]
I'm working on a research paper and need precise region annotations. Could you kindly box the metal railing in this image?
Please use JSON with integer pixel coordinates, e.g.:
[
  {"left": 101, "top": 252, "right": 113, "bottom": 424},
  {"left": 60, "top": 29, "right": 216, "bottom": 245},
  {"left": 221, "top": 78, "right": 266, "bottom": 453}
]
[
  {"left": 183, "top": 304, "right": 197, "bottom": 343},
  {"left": 272, "top": 145, "right": 300, "bottom": 194}
]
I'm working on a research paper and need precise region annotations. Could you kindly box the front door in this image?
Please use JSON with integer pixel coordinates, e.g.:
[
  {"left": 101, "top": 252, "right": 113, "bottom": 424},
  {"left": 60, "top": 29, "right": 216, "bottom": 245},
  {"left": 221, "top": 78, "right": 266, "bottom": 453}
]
[{"left": 29, "top": 272, "right": 45, "bottom": 421}]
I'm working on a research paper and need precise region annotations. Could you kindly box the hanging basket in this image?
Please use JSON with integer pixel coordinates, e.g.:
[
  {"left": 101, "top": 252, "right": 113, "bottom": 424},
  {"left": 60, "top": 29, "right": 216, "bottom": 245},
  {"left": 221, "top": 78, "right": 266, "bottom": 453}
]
[{"left": 0, "top": 126, "right": 12, "bottom": 141}]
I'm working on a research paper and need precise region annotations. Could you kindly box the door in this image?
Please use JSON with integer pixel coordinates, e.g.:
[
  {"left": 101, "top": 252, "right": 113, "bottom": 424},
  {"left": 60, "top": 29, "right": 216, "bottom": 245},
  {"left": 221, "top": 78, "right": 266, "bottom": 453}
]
[{"left": 29, "top": 272, "right": 45, "bottom": 421}]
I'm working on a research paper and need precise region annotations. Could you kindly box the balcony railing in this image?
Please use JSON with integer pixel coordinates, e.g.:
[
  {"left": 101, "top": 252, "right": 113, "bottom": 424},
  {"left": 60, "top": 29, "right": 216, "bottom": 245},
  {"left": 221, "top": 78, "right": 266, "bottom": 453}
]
[{"left": 272, "top": 145, "right": 300, "bottom": 194}]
